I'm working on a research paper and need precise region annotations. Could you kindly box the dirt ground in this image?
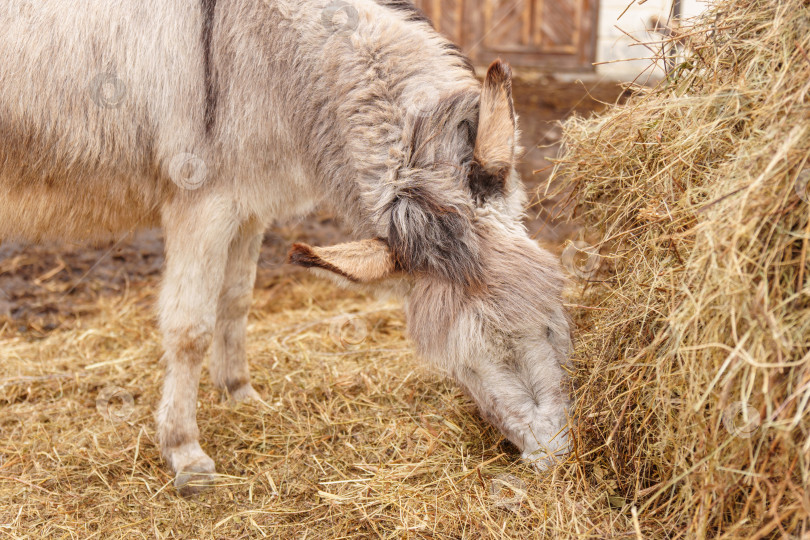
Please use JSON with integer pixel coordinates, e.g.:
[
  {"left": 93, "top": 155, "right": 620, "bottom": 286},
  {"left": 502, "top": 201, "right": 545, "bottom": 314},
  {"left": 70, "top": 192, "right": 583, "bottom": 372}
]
[{"left": 0, "top": 76, "right": 626, "bottom": 538}]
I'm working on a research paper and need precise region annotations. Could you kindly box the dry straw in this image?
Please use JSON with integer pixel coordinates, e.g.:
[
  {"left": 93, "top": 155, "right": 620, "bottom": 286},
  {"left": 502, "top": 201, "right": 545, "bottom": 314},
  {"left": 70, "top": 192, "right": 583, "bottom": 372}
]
[{"left": 548, "top": 0, "right": 810, "bottom": 536}]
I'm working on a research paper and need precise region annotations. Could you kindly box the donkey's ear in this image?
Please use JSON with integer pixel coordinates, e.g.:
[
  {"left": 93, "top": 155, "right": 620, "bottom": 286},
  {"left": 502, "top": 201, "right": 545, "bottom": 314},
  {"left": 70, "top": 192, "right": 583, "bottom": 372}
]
[
  {"left": 474, "top": 60, "right": 516, "bottom": 174},
  {"left": 287, "top": 239, "right": 397, "bottom": 286}
]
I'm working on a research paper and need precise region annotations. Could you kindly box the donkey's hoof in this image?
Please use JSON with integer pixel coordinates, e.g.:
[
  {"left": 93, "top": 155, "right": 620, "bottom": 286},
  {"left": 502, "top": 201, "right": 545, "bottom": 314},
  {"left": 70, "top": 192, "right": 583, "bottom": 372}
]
[
  {"left": 174, "top": 455, "right": 217, "bottom": 497},
  {"left": 229, "top": 383, "right": 261, "bottom": 403}
]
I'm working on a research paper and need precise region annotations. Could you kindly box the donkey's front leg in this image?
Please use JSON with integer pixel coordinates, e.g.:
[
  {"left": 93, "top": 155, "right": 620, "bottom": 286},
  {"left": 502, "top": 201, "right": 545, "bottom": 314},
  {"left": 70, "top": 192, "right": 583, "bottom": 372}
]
[
  {"left": 209, "top": 218, "right": 264, "bottom": 401},
  {"left": 156, "top": 196, "right": 239, "bottom": 496}
]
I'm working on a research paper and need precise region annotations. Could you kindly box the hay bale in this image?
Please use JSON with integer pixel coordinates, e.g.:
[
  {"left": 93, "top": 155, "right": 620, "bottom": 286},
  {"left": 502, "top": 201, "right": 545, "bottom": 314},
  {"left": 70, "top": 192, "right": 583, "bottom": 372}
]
[{"left": 548, "top": 0, "right": 810, "bottom": 535}]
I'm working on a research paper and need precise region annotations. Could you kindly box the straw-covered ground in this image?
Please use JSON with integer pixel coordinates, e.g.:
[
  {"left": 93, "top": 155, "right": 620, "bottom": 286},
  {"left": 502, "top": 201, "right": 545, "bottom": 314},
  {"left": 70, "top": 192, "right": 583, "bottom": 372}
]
[
  {"left": 2, "top": 268, "right": 549, "bottom": 538},
  {"left": 0, "top": 247, "right": 620, "bottom": 539},
  {"left": 548, "top": 0, "right": 810, "bottom": 536}
]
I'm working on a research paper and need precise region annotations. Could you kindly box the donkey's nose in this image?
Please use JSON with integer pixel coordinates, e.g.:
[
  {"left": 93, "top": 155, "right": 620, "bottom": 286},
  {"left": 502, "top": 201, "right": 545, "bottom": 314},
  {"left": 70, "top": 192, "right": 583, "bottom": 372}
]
[{"left": 521, "top": 428, "right": 569, "bottom": 471}]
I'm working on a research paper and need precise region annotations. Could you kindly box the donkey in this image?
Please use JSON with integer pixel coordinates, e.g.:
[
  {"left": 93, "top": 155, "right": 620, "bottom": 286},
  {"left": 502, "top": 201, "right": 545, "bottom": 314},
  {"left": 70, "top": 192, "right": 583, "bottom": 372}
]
[{"left": 0, "top": 0, "right": 571, "bottom": 495}]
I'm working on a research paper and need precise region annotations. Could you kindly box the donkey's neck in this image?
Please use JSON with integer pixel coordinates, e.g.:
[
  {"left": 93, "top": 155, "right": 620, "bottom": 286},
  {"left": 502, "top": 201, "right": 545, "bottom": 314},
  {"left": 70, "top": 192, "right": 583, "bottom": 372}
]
[{"left": 246, "top": 0, "right": 479, "bottom": 236}]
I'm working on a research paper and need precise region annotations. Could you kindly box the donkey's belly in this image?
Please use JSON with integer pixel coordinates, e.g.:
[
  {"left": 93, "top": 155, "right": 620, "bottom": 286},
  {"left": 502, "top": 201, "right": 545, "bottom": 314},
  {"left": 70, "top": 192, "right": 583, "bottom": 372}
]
[{"left": 0, "top": 171, "right": 164, "bottom": 243}]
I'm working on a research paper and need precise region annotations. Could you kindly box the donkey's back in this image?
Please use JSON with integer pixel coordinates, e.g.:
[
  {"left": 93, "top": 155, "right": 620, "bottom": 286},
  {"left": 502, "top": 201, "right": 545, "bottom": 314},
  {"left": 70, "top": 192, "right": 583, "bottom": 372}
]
[{"left": 0, "top": 1, "right": 211, "bottom": 241}]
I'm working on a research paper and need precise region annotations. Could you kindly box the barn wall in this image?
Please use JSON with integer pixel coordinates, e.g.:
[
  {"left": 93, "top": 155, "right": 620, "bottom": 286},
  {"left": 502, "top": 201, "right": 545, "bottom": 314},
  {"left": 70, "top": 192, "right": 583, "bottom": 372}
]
[
  {"left": 595, "top": 0, "right": 707, "bottom": 80},
  {"left": 408, "top": 0, "right": 708, "bottom": 80}
]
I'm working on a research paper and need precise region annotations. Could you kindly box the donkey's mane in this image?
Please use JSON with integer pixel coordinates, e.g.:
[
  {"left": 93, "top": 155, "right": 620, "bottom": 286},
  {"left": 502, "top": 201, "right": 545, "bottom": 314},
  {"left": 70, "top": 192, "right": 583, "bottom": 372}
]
[
  {"left": 373, "top": 0, "right": 432, "bottom": 25},
  {"left": 372, "top": 0, "right": 475, "bottom": 74}
]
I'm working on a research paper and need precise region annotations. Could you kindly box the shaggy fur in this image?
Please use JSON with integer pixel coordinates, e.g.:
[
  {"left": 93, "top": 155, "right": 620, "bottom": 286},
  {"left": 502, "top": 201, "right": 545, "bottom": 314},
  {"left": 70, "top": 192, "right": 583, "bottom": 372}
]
[{"left": 0, "top": 0, "right": 570, "bottom": 494}]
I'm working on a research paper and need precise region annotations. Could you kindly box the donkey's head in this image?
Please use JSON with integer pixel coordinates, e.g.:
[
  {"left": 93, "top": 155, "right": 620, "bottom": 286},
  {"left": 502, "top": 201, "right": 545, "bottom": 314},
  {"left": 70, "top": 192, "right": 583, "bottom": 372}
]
[{"left": 288, "top": 61, "right": 570, "bottom": 469}]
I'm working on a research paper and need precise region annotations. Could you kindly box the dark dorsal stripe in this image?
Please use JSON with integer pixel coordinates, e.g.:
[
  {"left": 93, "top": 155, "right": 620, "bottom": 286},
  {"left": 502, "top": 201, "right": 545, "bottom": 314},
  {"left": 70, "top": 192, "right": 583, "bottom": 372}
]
[{"left": 201, "top": 0, "right": 218, "bottom": 135}]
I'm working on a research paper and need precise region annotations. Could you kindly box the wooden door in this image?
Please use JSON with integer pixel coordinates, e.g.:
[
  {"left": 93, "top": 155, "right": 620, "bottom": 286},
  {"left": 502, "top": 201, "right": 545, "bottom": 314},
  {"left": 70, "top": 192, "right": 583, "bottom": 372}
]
[{"left": 413, "top": 0, "right": 597, "bottom": 70}]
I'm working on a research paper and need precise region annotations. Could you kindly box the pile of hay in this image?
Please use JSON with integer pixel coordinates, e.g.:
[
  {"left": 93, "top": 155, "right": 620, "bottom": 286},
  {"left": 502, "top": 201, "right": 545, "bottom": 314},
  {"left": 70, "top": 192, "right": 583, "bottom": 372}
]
[{"left": 549, "top": 0, "right": 810, "bottom": 536}]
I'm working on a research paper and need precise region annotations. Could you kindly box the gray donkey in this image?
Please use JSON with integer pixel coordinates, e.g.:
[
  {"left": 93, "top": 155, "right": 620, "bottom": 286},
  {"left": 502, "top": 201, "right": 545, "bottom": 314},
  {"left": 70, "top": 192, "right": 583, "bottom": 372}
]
[{"left": 0, "top": 0, "right": 571, "bottom": 494}]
